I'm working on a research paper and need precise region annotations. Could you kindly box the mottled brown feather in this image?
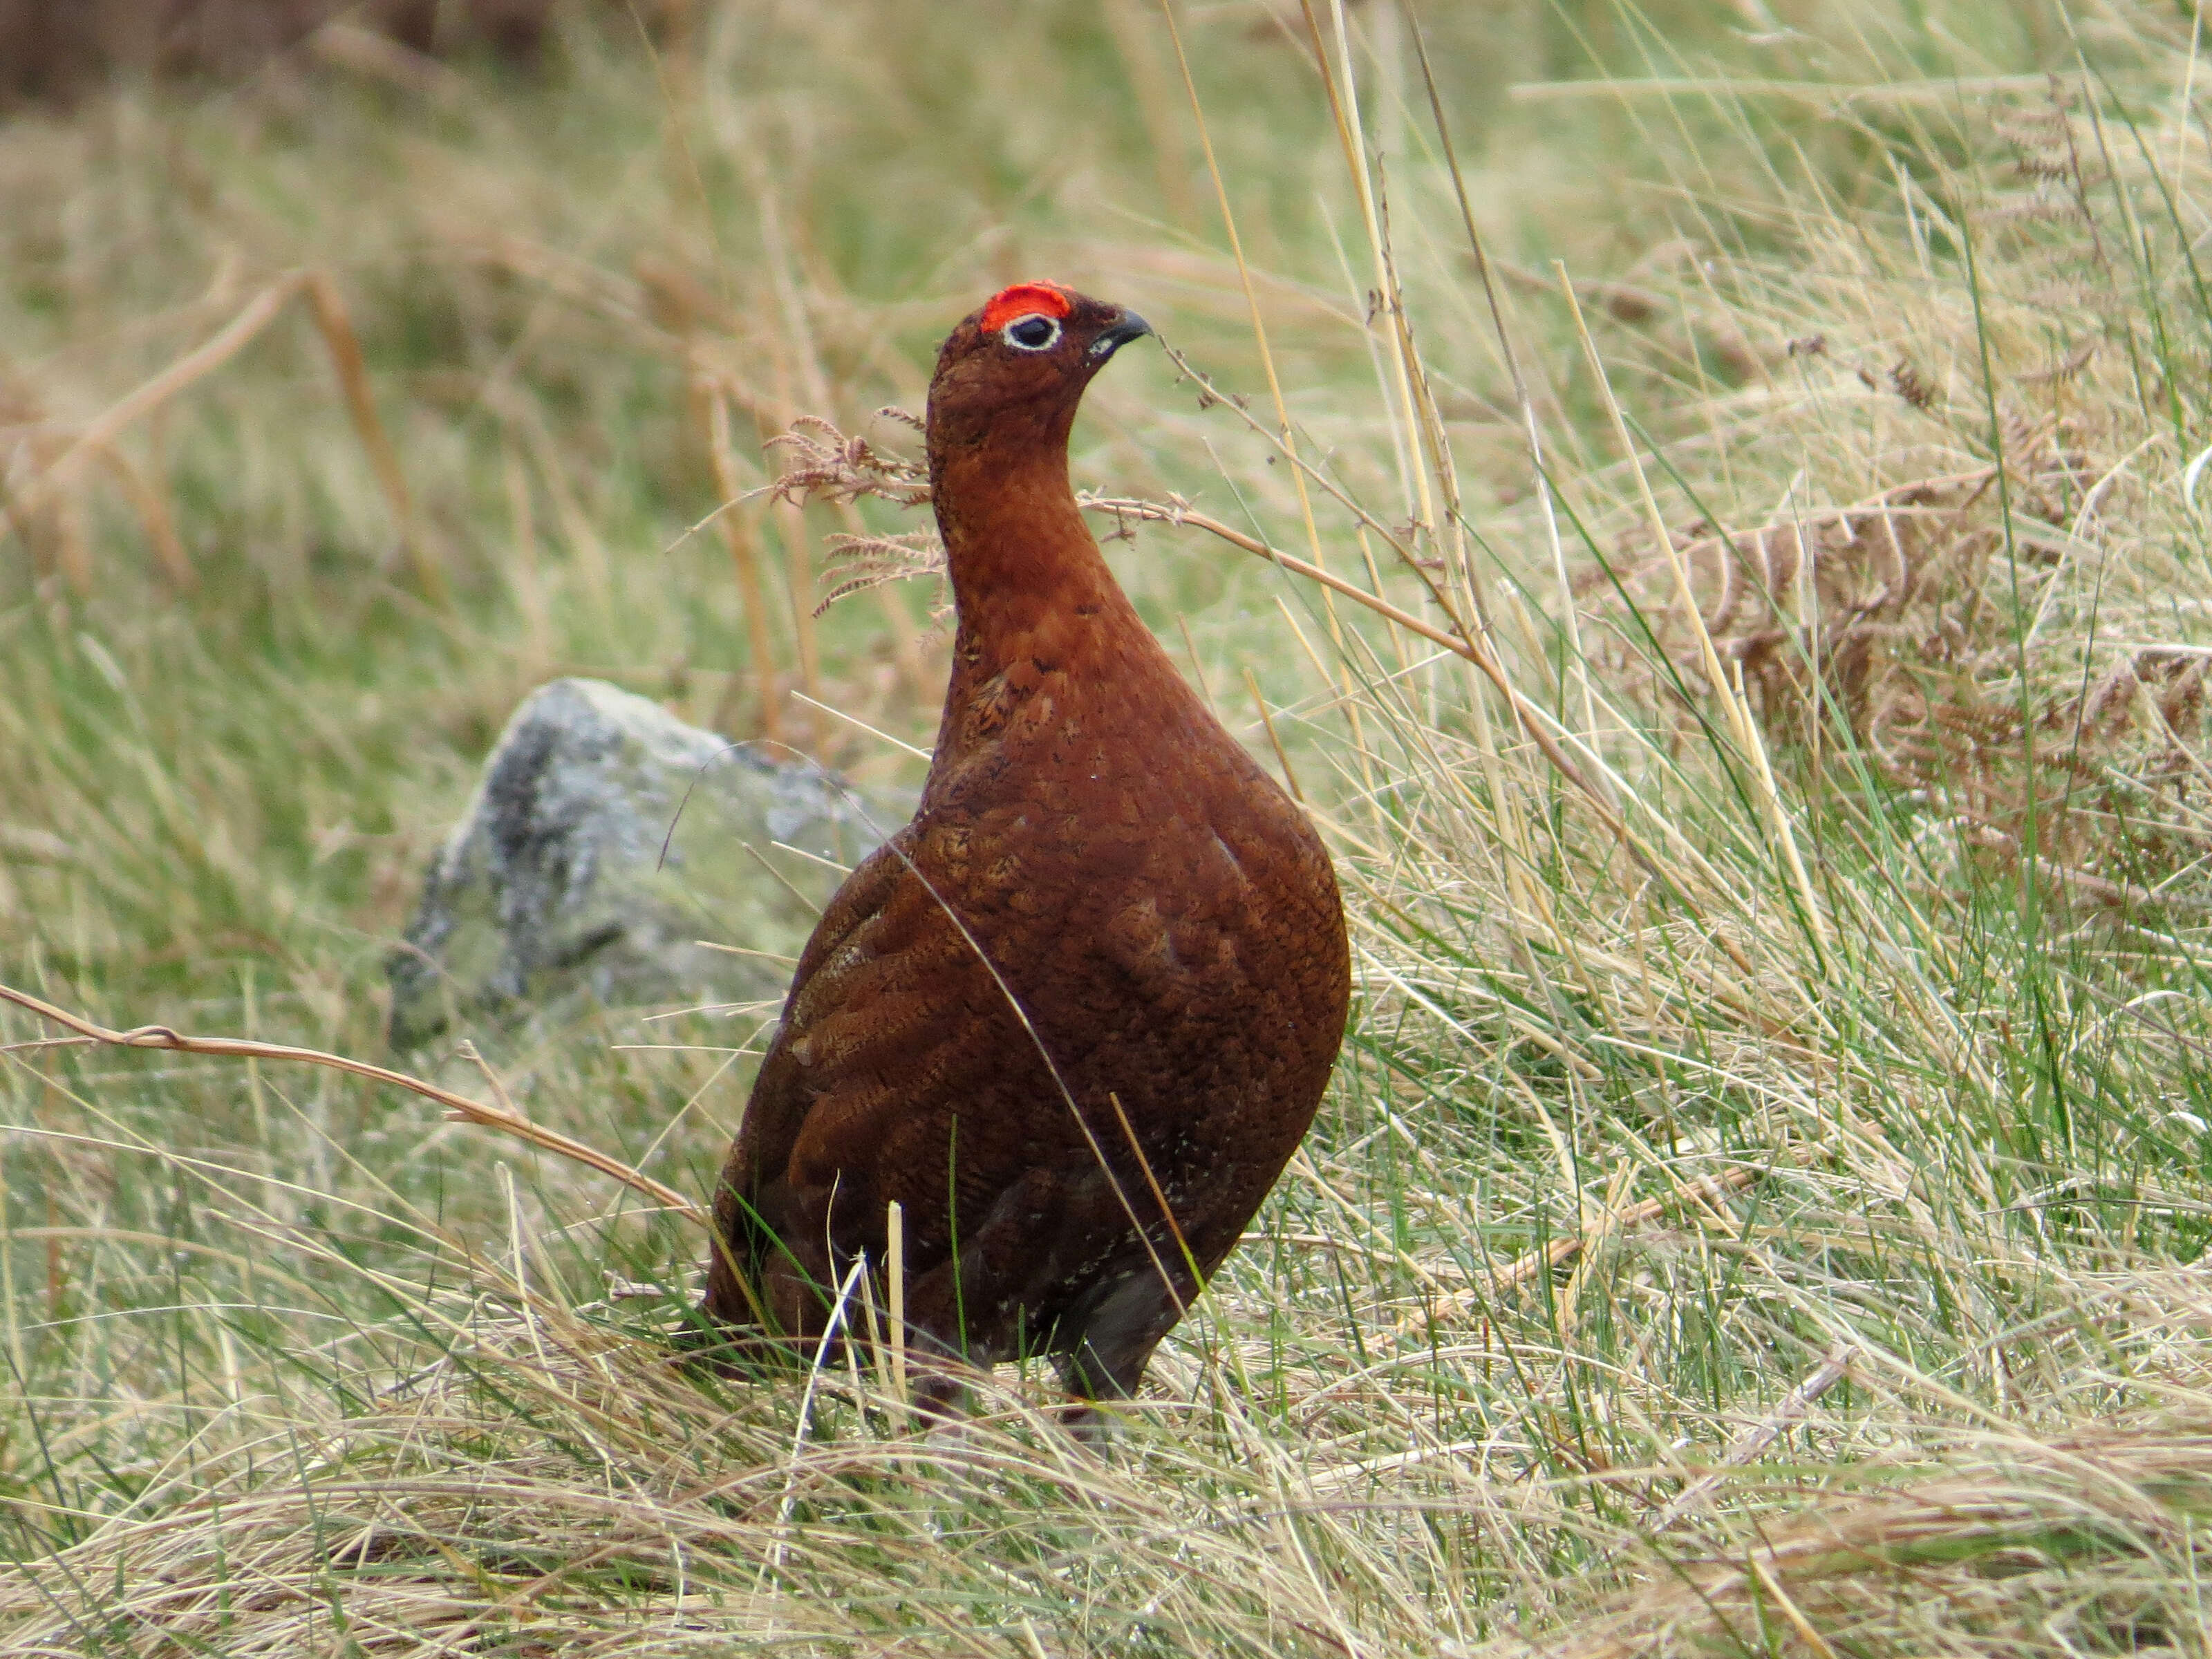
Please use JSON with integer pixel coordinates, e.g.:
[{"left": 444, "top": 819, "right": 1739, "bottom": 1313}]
[{"left": 702, "top": 287, "right": 1350, "bottom": 1412}]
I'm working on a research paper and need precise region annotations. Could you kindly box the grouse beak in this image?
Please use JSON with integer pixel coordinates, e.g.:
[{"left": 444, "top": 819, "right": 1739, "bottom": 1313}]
[{"left": 1087, "top": 310, "right": 1153, "bottom": 366}]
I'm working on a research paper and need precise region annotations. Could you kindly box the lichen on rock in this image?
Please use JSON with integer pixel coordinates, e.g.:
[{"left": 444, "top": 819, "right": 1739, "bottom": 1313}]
[{"left": 386, "top": 677, "right": 897, "bottom": 1050}]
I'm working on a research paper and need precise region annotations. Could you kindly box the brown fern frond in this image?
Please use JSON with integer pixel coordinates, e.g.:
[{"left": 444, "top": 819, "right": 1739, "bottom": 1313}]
[
  {"left": 1889, "top": 358, "right": 1940, "bottom": 411},
  {"left": 765, "top": 413, "right": 930, "bottom": 509},
  {"left": 813, "top": 529, "right": 947, "bottom": 617}
]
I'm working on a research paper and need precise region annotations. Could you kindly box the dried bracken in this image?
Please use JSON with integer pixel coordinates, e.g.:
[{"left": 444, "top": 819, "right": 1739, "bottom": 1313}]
[
  {"left": 764, "top": 410, "right": 931, "bottom": 510},
  {"left": 763, "top": 409, "right": 953, "bottom": 621},
  {"left": 1568, "top": 70, "right": 2212, "bottom": 908},
  {"left": 814, "top": 528, "right": 948, "bottom": 619},
  {"left": 1886, "top": 356, "right": 1940, "bottom": 411},
  {"left": 1588, "top": 427, "right": 2212, "bottom": 887},
  {"left": 1592, "top": 471, "right": 1994, "bottom": 735}
]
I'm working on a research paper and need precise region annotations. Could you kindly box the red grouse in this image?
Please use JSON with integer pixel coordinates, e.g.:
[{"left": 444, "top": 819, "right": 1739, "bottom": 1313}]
[{"left": 702, "top": 282, "right": 1350, "bottom": 1423}]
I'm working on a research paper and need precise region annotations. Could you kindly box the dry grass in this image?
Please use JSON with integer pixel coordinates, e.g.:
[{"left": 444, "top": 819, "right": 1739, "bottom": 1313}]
[
  {"left": 8, "top": 1, "right": 2212, "bottom": 1655},
  {"left": 1572, "top": 70, "right": 2212, "bottom": 906}
]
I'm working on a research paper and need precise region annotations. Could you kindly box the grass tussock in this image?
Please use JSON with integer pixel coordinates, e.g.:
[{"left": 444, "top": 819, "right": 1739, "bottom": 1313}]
[
  {"left": 9, "top": 1, "right": 2212, "bottom": 1655},
  {"left": 1581, "top": 71, "right": 2212, "bottom": 893}
]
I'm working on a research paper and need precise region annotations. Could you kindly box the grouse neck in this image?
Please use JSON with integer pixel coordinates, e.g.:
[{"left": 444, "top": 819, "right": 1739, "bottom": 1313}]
[{"left": 929, "top": 440, "right": 1129, "bottom": 663}]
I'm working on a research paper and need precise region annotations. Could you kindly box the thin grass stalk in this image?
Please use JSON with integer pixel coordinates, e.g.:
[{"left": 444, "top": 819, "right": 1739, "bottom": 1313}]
[
  {"left": 94, "top": 444, "right": 194, "bottom": 590},
  {"left": 705, "top": 377, "right": 786, "bottom": 743},
  {"left": 0, "top": 274, "right": 306, "bottom": 546},
  {"left": 886, "top": 1197, "right": 908, "bottom": 1411},
  {"left": 1306, "top": 0, "right": 1436, "bottom": 544},
  {"left": 0, "top": 982, "right": 705, "bottom": 1225},
  {"left": 1156, "top": 0, "right": 1382, "bottom": 838},
  {"left": 303, "top": 270, "right": 441, "bottom": 604},
  {"left": 1557, "top": 272, "right": 1829, "bottom": 950}
]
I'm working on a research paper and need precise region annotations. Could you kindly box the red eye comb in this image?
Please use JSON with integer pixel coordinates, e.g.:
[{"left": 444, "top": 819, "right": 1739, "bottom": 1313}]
[{"left": 980, "top": 281, "right": 1076, "bottom": 333}]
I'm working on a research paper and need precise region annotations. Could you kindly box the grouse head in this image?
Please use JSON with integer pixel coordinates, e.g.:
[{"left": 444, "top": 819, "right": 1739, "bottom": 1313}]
[{"left": 926, "top": 281, "right": 1152, "bottom": 462}]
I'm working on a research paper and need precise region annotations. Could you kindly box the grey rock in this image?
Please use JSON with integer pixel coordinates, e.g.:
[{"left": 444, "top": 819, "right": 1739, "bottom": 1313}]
[{"left": 386, "top": 677, "right": 901, "bottom": 1050}]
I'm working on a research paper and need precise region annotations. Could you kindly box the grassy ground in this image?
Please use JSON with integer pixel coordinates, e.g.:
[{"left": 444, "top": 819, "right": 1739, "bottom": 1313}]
[{"left": 7, "top": 1, "right": 2212, "bottom": 1653}]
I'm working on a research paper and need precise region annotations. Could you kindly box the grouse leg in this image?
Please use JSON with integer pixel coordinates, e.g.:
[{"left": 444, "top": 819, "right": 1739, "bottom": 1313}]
[{"left": 1053, "top": 1260, "right": 1197, "bottom": 1436}]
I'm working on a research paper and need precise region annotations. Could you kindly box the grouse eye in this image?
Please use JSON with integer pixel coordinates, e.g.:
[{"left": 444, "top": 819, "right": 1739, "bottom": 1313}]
[{"left": 1001, "top": 313, "right": 1061, "bottom": 352}]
